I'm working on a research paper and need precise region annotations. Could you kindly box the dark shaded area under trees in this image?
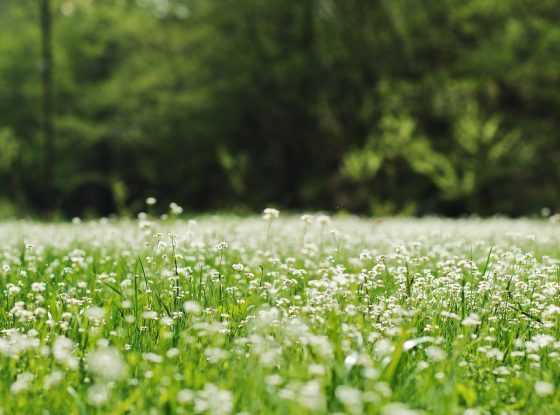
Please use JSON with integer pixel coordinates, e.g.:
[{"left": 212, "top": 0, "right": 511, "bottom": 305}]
[{"left": 1, "top": 0, "right": 559, "bottom": 218}]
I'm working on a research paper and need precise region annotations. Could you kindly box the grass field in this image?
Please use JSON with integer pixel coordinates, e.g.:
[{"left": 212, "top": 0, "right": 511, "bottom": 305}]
[{"left": 1, "top": 214, "right": 559, "bottom": 414}]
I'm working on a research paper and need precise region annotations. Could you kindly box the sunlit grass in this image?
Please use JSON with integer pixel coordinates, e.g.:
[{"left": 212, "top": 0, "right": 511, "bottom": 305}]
[{"left": 0, "top": 213, "right": 559, "bottom": 414}]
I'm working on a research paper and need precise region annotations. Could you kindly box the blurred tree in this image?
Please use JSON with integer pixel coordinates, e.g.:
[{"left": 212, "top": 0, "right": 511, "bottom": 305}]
[
  {"left": 40, "top": 0, "right": 56, "bottom": 207},
  {"left": 0, "top": 0, "right": 559, "bottom": 217}
]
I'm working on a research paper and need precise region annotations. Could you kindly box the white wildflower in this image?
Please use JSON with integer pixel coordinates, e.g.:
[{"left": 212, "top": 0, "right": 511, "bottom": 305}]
[
  {"left": 86, "top": 347, "right": 126, "bottom": 381},
  {"left": 11, "top": 372, "right": 34, "bottom": 394},
  {"left": 262, "top": 208, "right": 280, "bottom": 221},
  {"left": 85, "top": 306, "right": 105, "bottom": 323},
  {"left": 31, "top": 282, "right": 46, "bottom": 292},
  {"left": 44, "top": 370, "right": 64, "bottom": 390},
  {"left": 316, "top": 214, "right": 331, "bottom": 226},
  {"left": 183, "top": 301, "right": 202, "bottom": 314},
  {"left": 169, "top": 202, "right": 184, "bottom": 215},
  {"left": 534, "top": 381, "right": 554, "bottom": 397},
  {"left": 382, "top": 402, "right": 420, "bottom": 415},
  {"left": 299, "top": 380, "right": 325, "bottom": 411},
  {"left": 177, "top": 389, "right": 194, "bottom": 404},
  {"left": 195, "top": 383, "right": 233, "bottom": 415},
  {"left": 53, "top": 336, "right": 78, "bottom": 369},
  {"left": 462, "top": 313, "right": 481, "bottom": 327},
  {"left": 335, "top": 386, "right": 363, "bottom": 415},
  {"left": 143, "top": 352, "right": 163, "bottom": 363},
  {"left": 425, "top": 346, "right": 446, "bottom": 362},
  {"left": 87, "top": 383, "right": 110, "bottom": 406},
  {"left": 142, "top": 310, "right": 158, "bottom": 320}
]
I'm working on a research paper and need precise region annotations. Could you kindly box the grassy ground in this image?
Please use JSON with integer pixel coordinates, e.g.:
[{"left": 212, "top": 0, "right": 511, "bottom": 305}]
[{"left": 0, "top": 214, "right": 559, "bottom": 414}]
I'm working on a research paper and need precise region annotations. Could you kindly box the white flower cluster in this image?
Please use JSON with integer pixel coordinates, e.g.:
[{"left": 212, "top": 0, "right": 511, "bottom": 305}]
[{"left": 0, "top": 217, "right": 558, "bottom": 413}]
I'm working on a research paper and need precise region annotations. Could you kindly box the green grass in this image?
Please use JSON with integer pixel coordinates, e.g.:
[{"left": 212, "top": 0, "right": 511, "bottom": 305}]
[{"left": 0, "top": 215, "right": 559, "bottom": 414}]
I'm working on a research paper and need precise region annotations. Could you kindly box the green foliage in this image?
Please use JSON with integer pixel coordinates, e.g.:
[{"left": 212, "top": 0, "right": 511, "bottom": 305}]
[{"left": 1, "top": 0, "right": 559, "bottom": 216}]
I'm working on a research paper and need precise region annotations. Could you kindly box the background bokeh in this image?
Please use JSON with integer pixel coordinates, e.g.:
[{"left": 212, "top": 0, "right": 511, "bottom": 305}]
[{"left": 1, "top": 0, "right": 559, "bottom": 218}]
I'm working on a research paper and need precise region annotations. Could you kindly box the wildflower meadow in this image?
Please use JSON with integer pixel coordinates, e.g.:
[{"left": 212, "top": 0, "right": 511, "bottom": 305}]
[{"left": 1, "top": 210, "right": 560, "bottom": 414}]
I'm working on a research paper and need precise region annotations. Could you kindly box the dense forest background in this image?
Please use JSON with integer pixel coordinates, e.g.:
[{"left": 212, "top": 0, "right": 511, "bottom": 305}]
[{"left": 1, "top": 0, "right": 559, "bottom": 218}]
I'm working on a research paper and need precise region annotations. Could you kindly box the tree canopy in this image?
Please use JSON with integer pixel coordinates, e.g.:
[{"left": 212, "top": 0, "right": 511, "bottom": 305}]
[{"left": 1, "top": 0, "right": 559, "bottom": 217}]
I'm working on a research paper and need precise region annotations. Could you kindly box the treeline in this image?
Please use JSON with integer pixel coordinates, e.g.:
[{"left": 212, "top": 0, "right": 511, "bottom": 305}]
[{"left": 1, "top": 0, "right": 559, "bottom": 217}]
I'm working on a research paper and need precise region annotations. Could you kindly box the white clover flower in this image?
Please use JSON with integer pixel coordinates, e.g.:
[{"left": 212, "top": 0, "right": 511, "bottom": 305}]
[
  {"left": 549, "top": 213, "right": 560, "bottom": 224},
  {"left": 85, "top": 306, "right": 105, "bottom": 323},
  {"left": 440, "top": 311, "right": 460, "bottom": 320},
  {"left": 43, "top": 370, "right": 64, "bottom": 390},
  {"left": 11, "top": 372, "right": 34, "bottom": 394},
  {"left": 265, "top": 374, "right": 283, "bottom": 387},
  {"left": 142, "top": 310, "right": 158, "bottom": 320},
  {"left": 262, "top": 208, "right": 280, "bottom": 221},
  {"left": 531, "top": 334, "right": 555, "bottom": 350},
  {"left": 53, "top": 336, "right": 78, "bottom": 369},
  {"left": 309, "top": 364, "right": 326, "bottom": 376},
  {"left": 425, "top": 346, "right": 446, "bottom": 362},
  {"left": 362, "top": 367, "right": 380, "bottom": 379},
  {"left": 374, "top": 339, "right": 394, "bottom": 357},
  {"left": 166, "top": 348, "right": 179, "bottom": 358},
  {"left": 195, "top": 383, "right": 233, "bottom": 415},
  {"left": 344, "top": 353, "right": 359, "bottom": 369},
  {"left": 462, "top": 313, "right": 481, "bottom": 327},
  {"left": 359, "top": 250, "right": 372, "bottom": 260},
  {"left": 215, "top": 241, "right": 229, "bottom": 251},
  {"left": 0, "top": 331, "right": 39, "bottom": 358},
  {"left": 146, "top": 197, "right": 157, "bottom": 206},
  {"left": 316, "top": 214, "right": 331, "bottom": 226},
  {"left": 335, "top": 386, "right": 363, "bottom": 415},
  {"left": 177, "top": 389, "right": 194, "bottom": 404},
  {"left": 87, "top": 383, "right": 110, "bottom": 406},
  {"left": 534, "top": 381, "right": 554, "bottom": 397},
  {"left": 493, "top": 366, "right": 510, "bottom": 376},
  {"left": 183, "top": 301, "right": 202, "bottom": 314},
  {"left": 485, "top": 348, "right": 504, "bottom": 361},
  {"left": 403, "top": 336, "right": 434, "bottom": 351},
  {"left": 161, "top": 316, "right": 174, "bottom": 326},
  {"left": 86, "top": 347, "right": 126, "bottom": 381},
  {"left": 170, "top": 202, "right": 183, "bottom": 215},
  {"left": 7, "top": 284, "right": 20, "bottom": 295},
  {"left": 417, "top": 361, "right": 430, "bottom": 371},
  {"left": 34, "top": 307, "right": 47, "bottom": 318},
  {"left": 143, "top": 352, "right": 163, "bottom": 363},
  {"left": 254, "top": 307, "right": 281, "bottom": 328},
  {"left": 31, "top": 282, "right": 46, "bottom": 292},
  {"left": 205, "top": 347, "right": 229, "bottom": 364},
  {"left": 382, "top": 402, "right": 420, "bottom": 415},
  {"left": 300, "top": 214, "right": 313, "bottom": 224},
  {"left": 299, "top": 380, "right": 325, "bottom": 411}
]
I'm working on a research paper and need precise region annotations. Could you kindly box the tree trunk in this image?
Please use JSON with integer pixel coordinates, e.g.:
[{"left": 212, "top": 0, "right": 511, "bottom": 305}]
[{"left": 40, "top": 0, "right": 55, "bottom": 207}]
